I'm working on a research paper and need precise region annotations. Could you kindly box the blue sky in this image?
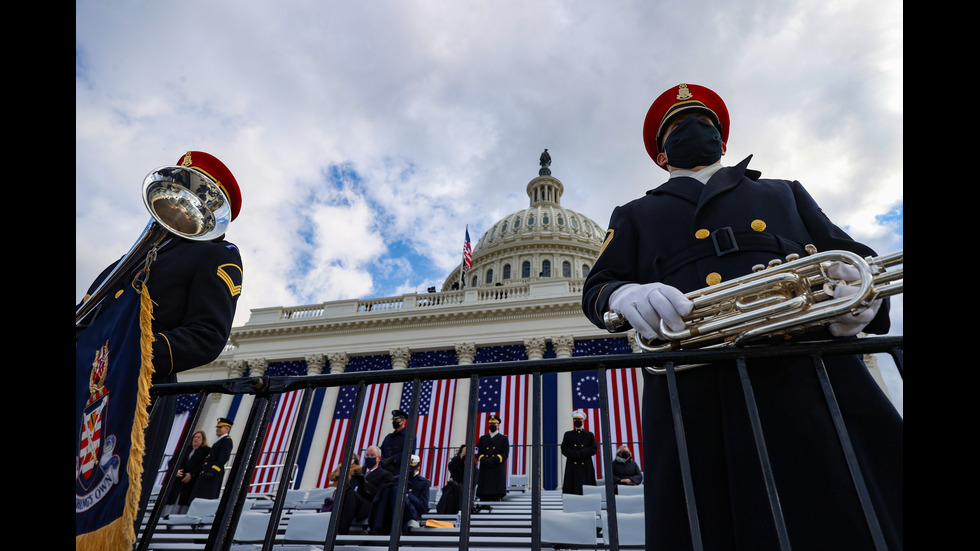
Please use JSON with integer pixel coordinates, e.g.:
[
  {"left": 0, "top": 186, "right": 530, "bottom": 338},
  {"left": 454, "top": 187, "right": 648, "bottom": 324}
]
[{"left": 76, "top": 0, "right": 902, "bottom": 412}]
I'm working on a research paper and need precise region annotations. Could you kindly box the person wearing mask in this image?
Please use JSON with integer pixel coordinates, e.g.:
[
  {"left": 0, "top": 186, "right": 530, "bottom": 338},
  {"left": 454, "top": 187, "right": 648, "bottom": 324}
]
[
  {"left": 560, "top": 410, "right": 597, "bottom": 494},
  {"left": 611, "top": 445, "right": 642, "bottom": 492},
  {"left": 368, "top": 454, "right": 430, "bottom": 535},
  {"left": 582, "top": 83, "right": 902, "bottom": 549},
  {"left": 379, "top": 410, "right": 414, "bottom": 473},
  {"left": 475, "top": 415, "right": 509, "bottom": 502}
]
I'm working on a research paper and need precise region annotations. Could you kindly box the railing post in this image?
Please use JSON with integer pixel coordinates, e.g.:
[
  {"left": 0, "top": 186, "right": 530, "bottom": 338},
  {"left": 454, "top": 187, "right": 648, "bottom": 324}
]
[
  {"left": 811, "top": 354, "right": 888, "bottom": 550},
  {"left": 736, "top": 357, "right": 791, "bottom": 551},
  {"left": 530, "top": 371, "right": 542, "bottom": 551},
  {"left": 387, "top": 377, "right": 422, "bottom": 551},
  {"left": 596, "top": 365, "right": 619, "bottom": 551},
  {"left": 324, "top": 381, "right": 368, "bottom": 549},
  {"left": 208, "top": 383, "right": 277, "bottom": 551},
  {"left": 136, "top": 391, "right": 208, "bottom": 551},
  {"left": 458, "top": 374, "right": 479, "bottom": 551},
  {"left": 261, "top": 386, "right": 315, "bottom": 550},
  {"left": 665, "top": 361, "right": 703, "bottom": 551}
]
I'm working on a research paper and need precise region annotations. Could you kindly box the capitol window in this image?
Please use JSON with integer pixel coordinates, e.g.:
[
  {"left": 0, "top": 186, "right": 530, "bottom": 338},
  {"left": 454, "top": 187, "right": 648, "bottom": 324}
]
[
  {"left": 542, "top": 260, "right": 551, "bottom": 277},
  {"left": 503, "top": 264, "right": 511, "bottom": 279},
  {"left": 522, "top": 261, "right": 531, "bottom": 278},
  {"left": 562, "top": 261, "right": 571, "bottom": 278},
  {"left": 486, "top": 268, "right": 493, "bottom": 284}
]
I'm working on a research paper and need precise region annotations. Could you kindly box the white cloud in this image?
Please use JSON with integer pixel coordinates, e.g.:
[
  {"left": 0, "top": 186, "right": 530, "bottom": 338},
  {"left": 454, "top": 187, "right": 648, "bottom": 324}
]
[{"left": 77, "top": 0, "right": 902, "bottom": 338}]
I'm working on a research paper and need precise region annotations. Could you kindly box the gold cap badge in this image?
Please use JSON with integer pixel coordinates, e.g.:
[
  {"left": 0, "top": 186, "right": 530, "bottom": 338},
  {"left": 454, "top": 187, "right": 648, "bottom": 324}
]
[{"left": 677, "top": 84, "right": 693, "bottom": 100}]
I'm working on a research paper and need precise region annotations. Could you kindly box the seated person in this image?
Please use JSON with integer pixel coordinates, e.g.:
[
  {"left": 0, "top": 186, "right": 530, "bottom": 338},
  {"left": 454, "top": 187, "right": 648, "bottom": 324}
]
[
  {"left": 335, "top": 446, "right": 393, "bottom": 534},
  {"left": 367, "top": 454, "right": 430, "bottom": 534},
  {"left": 611, "top": 445, "right": 642, "bottom": 493},
  {"left": 436, "top": 444, "right": 468, "bottom": 514}
]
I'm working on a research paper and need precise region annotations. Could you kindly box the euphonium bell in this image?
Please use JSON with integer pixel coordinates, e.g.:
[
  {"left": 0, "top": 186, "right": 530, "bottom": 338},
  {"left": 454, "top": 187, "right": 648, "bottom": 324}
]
[{"left": 75, "top": 165, "right": 233, "bottom": 326}]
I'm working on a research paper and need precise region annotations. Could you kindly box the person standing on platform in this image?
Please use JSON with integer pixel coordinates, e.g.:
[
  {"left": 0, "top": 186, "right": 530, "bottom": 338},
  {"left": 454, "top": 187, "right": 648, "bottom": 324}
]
[
  {"left": 163, "top": 430, "right": 210, "bottom": 515},
  {"left": 379, "top": 409, "right": 414, "bottom": 473},
  {"left": 476, "top": 415, "right": 509, "bottom": 502},
  {"left": 581, "top": 82, "right": 902, "bottom": 550},
  {"left": 189, "top": 418, "right": 235, "bottom": 501},
  {"left": 560, "top": 410, "right": 597, "bottom": 494}
]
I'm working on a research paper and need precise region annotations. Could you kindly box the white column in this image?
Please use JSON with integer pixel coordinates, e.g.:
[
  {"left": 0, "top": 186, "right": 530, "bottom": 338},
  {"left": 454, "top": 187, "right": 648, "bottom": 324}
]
[{"left": 451, "top": 342, "right": 476, "bottom": 448}]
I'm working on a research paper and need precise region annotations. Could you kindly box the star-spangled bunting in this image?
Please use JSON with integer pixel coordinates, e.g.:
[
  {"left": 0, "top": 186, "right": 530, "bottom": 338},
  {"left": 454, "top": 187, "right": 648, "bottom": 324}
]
[
  {"left": 251, "top": 361, "right": 308, "bottom": 494},
  {"left": 572, "top": 337, "right": 643, "bottom": 479},
  {"left": 474, "top": 345, "right": 529, "bottom": 479},
  {"left": 399, "top": 350, "right": 457, "bottom": 487},
  {"left": 317, "top": 354, "right": 392, "bottom": 488}
]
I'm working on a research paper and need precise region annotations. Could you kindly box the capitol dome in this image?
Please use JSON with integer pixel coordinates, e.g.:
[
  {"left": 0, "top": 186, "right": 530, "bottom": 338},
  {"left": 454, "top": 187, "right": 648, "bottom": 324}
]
[{"left": 442, "top": 151, "right": 607, "bottom": 291}]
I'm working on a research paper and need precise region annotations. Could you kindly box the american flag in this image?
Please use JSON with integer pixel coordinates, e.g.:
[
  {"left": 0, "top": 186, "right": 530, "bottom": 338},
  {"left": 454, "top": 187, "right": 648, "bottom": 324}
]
[
  {"left": 317, "top": 355, "right": 392, "bottom": 488},
  {"left": 399, "top": 351, "right": 458, "bottom": 488},
  {"left": 572, "top": 338, "right": 643, "bottom": 479},
  {"left": 475, "top": 345, "right": 529, "bottom": 479},
  {"left": 251, "top": 361, "right": 307, "bottom": 494},
  {"left": 462, "top": 226, "right": 473, "bottom": 273}
]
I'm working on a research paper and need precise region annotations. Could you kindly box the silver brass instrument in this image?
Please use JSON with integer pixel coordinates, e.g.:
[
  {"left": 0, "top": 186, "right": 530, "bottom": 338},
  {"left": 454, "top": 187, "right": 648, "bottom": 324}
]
[
  {"left": 75, "top": 166, "right": 233, "bottom": 326},
  {"left": 603, "top": 246, "right": 904, "bottom": 353}
]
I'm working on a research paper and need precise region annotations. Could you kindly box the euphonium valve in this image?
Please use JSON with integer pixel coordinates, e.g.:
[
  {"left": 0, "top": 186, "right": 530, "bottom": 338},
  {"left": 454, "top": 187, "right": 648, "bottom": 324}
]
[{"left": 603, "top": 246, "right": 903, "bottom": 352}]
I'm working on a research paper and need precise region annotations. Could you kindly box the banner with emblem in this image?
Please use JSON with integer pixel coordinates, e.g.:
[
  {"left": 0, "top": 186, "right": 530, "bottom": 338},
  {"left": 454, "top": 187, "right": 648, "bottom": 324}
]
[{"left": 75, "top": 279, "right": 155, "bottom": 550}]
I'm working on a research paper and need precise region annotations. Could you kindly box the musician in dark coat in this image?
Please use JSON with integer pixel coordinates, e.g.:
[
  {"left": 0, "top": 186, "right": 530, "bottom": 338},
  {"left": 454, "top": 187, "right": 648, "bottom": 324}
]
[
  {"left": 164, "top": 430, "right": 211, "bottom": 514},
  {"left": 476, "top": 415, "right": 509, "bottom": 501},
  {"left": 189, "top": 418, "right": 235, "bottom": 501},
  {"left": 368, "top": 454, "right": 430, "bottom": 535},
  {"left": 76, "top": 151, "right": 244, "bottom": 525},
  {"left": 560, "top": 410, "right": 597, "bottom": 494},
  {"left": 379, "top": 409, "right": 414, "bottom": 473},
  {"left": 582, "top": 83, "right": 902, "bottom": 550}
]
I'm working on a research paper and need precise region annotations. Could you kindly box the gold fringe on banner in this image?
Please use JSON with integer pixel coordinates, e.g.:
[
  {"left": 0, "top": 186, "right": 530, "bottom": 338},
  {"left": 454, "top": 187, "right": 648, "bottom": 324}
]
[{"left": 76, "top": 284, "right": 156, "bottom": 551}]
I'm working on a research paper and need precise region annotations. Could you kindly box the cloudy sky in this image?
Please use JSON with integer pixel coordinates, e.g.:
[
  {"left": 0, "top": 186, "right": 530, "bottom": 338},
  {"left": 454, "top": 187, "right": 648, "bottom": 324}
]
[{"left": 76, "top": 0, "right": 902, "bottom": 411}]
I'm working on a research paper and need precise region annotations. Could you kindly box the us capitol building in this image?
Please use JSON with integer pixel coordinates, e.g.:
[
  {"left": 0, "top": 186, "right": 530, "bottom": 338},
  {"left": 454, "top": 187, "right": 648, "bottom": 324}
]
[{"left": 172, "top": 151, "right": 892, "bottom": 492}]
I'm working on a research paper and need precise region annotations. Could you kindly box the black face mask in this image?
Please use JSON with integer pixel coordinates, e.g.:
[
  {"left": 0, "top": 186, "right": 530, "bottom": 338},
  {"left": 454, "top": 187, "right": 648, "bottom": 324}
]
[
  {"left": 364, "top": 456, "right": 378, "bottom": 469},
  {"left": 392, "top": 419, "right": 403, "bottom": 429},
  {"left": 573, "top": 419, "right": 583, "bottom": 428},
  {"left": 663, "top": 116, "right": 723, "bottom": 169},
  {"left": 489, "top": 424, "right": 498, "bottom": 432}
]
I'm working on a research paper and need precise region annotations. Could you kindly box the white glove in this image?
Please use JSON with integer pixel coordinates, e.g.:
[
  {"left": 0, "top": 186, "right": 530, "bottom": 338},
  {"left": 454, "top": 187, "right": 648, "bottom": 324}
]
[
  {"left": 609, "top": 283, "right": 694, "bottom": 341},
  {"left": 823, "top": 261, "right": 882, "bottom": 337}
]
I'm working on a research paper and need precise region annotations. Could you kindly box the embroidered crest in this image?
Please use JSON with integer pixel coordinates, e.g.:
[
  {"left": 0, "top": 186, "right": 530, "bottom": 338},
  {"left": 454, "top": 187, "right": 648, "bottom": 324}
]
[
  {"left": 180, "top": 151, "right": 194, "bottom": 167},
  {"left": 677, "top": 83, "right": 693, "bottom": 100},
  {"left": 76, "top": 341, "right": 122, "bottom": 511}
]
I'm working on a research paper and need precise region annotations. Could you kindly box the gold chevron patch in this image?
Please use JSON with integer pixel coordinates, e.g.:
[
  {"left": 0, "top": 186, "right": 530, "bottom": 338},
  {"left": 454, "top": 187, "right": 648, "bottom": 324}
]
[{"left": 216, "top": 263, "right": 243, "bottom": 296}]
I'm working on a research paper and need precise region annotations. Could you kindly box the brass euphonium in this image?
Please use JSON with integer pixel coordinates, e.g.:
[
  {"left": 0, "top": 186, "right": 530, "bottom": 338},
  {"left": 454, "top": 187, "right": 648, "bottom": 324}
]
[
  {"left": 75, "top": 165, "right": 233, "bottom": 326},
  {"left": 603, "top": 245, "right": 904, "bottom": 352}
]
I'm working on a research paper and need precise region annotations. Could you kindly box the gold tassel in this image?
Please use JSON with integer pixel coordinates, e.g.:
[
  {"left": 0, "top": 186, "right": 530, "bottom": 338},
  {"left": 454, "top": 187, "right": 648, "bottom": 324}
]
[{"left": 76, "top": 283, "right": 156, "bottom": 551}]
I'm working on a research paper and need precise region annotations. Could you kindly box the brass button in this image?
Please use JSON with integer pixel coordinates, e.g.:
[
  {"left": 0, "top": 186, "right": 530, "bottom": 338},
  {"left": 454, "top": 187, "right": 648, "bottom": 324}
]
[
  {"left": 114, "top": 289, "right": 125, "bottom": 299},
  {"left": 695, "top": 229, "right": 710, "bottom": 239},
  {"left": 706, "top": 272, "right": 722, "bottom": 286},
  {"left": 751, "top": 219, "right": 766, "bottom": 232}
]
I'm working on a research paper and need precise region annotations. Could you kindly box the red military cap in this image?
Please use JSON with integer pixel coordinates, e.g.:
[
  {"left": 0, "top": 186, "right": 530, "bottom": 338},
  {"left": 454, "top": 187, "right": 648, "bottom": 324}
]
[
  {"left": 642, "top": 83, "right": 730, "bottom": 170},
  {"left": 177, "top": 151, "right": 243, "bottom": 221}
]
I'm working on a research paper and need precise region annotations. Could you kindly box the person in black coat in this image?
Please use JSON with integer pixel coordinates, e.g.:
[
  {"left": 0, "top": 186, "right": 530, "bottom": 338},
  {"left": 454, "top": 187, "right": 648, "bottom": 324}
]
[
  {"left": 189, "top": 418, "right": 235, "bottom": 501},
  {"left": 164, "top": 430, "right": 211, "bottom": 514},
  {"left": 611, "top": 445, "right": 642, "bottom": 493},
  {"left": 368, "top": 454, "right": 430, "bottom": 535},
  {"left": 379, "top": 410, "right": 414, "bottom": 473},
  {"left": 582, "top": 83, "right": 902, "bottom": 550},
  {"left": 560, "top": 410, "right": 597, "bottom": 494},
  {"left": 436, "top": 444, "right": 468, "bottom": 514},
  {"left": 76, "top": 151, "right": 244, "bottom": 527},
  {"left": 476, "top": 415, "right": 509, "bottom": 501},
  {"left": 335, "top": 446, "right": 393, "bottom": 534}
]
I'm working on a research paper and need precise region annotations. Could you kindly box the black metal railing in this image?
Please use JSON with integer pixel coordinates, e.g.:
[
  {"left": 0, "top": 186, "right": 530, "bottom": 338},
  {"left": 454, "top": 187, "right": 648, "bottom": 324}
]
[{"left": 137, "top": 335, "right": 903, "bottom": 551}]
